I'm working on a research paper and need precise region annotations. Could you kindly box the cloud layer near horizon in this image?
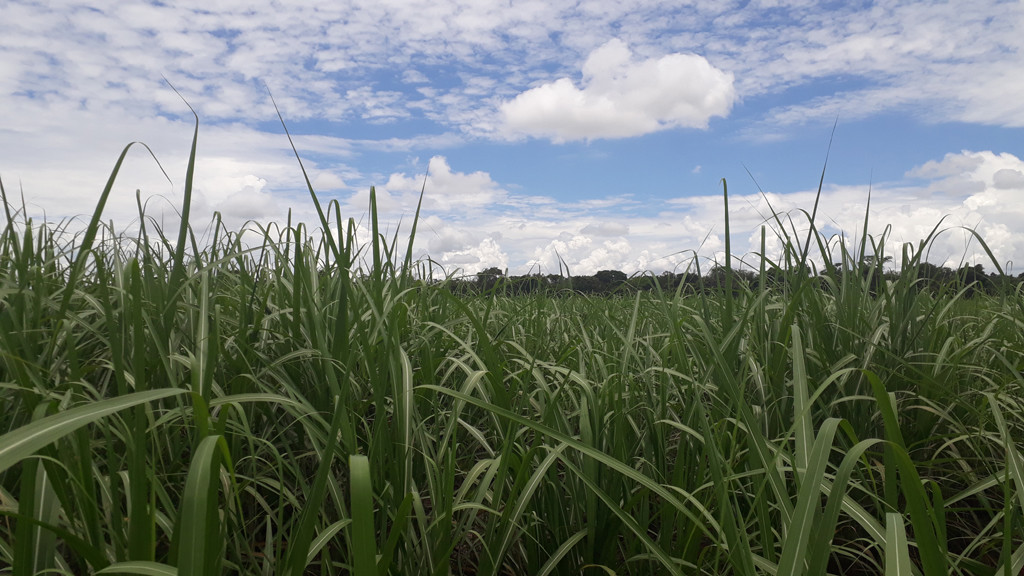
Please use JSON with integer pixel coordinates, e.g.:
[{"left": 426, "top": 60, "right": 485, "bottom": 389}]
[{"left": 367, "top": 150, "right": 1024, "bottom": 276}]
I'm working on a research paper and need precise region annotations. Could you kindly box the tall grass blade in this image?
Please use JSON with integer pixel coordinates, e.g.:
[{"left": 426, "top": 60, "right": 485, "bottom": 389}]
[
  {"left": 163, "top": 80, "right": 199, "bottom": 291},
  {"left": 174, "top": 435, "right": 230, "bottom": 576},
  {"left": 776, "top": 418, "right": 842, "bottom": 576},
  {"left": 350, "top": 454, "right": 377, "bottom": 576},
  {"left": 885, "top": 513, "right": 913, "bottom": 576},
  {"left": 867, "top": 371, "right": 946, "bottom": 576},
  {"left": 798, "top": 119, "right": 837, "bottom": 269},
  {"left": 791, "top": 323, "right": 813, "bottom": 479},
  {"left": 265, "top": 86, "right": 341, "bottom": 261}
]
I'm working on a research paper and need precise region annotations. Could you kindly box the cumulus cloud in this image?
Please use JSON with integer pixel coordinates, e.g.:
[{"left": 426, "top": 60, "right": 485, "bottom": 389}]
[
  {"left": 375, "top": 156, "right": 507, "bottom": 213},
  {"left": 500, "top": 39, "right": 735, "bottom": 142},
  {"left": 993, "top": 168, "right": 1024, "bottom": 190},
  {"left": 209, "top": 175, "right": 279, "bottom": 223},
  {"left": 402, "top": 69, "right": 430, "bottom": 84},
  {"left": 437, "top": 237, "right": 509, "bottom": 275},
  {"left": 521, "top": 231, "right": 653, "bottom": 276}
]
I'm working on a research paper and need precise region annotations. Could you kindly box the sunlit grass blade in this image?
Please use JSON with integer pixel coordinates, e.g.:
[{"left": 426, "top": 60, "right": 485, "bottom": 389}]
[
  {"left": 13, "top": 452, "right": 58, "bottom": 576},
  {"left": 776, "top": 418, "right": 842, "bottom": 576},
  {"left": 488, "top": 444, "right": 568, "bottom": 574},
  {"left": 798, "top": 118, "right": 836, "bottom": 270},
  {"left": 55, "top": 141, "right": 166, "bottom": 324},
  {"left": 806, "top": 436, "right": 886, "bottom": 575},
  {"left": 305, "top": 519, "right": 352, "bottom": 566},
  {"left": 265, "top": 85, "right": 341, "bottom": 261},
  {"left": 163, "top": 79, "right": 199, "bottom": 292}
]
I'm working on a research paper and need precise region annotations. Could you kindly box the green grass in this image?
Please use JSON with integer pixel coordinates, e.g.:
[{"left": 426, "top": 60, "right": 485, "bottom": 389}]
[{"left": 1, "top": 117, "right": 1023, "bottom": 575}]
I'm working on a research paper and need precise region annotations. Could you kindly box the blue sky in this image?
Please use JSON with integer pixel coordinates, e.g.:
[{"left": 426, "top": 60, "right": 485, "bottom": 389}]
[{"left": 2, "top": 0, "right": 1023, "bottom": 275}]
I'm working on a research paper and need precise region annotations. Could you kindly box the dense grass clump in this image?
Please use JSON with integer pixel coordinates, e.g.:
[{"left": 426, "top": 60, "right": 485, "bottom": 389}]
[{"left": 1, "top": 122, "right": 1023, "bottom": 575}]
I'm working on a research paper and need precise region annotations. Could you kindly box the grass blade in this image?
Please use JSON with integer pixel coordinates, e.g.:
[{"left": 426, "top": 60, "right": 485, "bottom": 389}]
[
  {"left": 885, "top": 513, "right": 913, "bottom": 576},
  {"left": 174, "top": 435, "right": 229, "bottom": 576},
  {"left": 0, "top": 389, "right": 186, "bottom": 475},
  {"left": 350, "top": 454, "right": 377, "bottom": 576},
  {"left": 97, "top": 561, "right": 179, "bottom": 575}
]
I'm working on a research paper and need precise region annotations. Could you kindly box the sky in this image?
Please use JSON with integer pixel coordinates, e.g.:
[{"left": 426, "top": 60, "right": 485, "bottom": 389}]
[{"left": 2, "top": 0, "right": 1023, "bottom": 276}]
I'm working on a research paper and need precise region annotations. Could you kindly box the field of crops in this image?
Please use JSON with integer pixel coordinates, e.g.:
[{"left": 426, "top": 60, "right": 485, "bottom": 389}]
[{"left": 2, "top": 126, "right": 1023, "bottom": 575}]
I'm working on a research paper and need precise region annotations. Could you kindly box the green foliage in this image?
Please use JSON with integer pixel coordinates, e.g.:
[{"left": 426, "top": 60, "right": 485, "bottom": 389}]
[{"left": 1, "top": 120, "right": 1022, "bottom": 575}]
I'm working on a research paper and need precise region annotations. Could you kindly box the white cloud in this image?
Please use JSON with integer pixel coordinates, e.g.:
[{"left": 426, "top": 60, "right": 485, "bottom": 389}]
[
  {"left": 437, "top": 237, "right": 509, "bottom": 275},
  {"left": 401, "top": 69, "right": 430, "bottom": 84},
  {"left": 728, "top": 1, "right": 1024, "bottom": 134},
  {"left": 907, "top": 152, "right": 986, "bottom": 180},
  {"left": 0, "top": 101, "right": 347, "bottom": 234},
  {"left": 527, "top": 234, "right": 636, "bottom": 276},
  {"left": 373, "top": 156, "right": 507, "bottom": 213},
  {"left": 993, "top": 168, "right": 1024, "bottom": 190},
  {"left": 581, "top": 221, "right": 629, "bottom": 237},
  {"left": 500, "top": 39, "right": 735, "bottom": 142},
  {"left": 203, "top": 174, "right": 280, "bottom": 225}
]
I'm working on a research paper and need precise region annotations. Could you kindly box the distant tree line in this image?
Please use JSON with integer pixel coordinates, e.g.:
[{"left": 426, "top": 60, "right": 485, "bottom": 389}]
[{"left": 442, "top": 262, "right": 1024, "bottom": 297}]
